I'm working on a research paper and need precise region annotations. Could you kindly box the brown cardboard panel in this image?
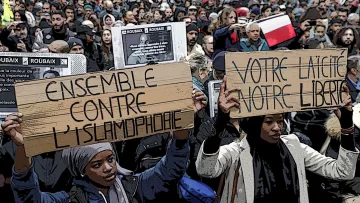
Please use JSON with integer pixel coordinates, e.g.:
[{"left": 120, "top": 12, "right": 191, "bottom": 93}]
[
  {"left": 226, "top": 49, "right": 348, "bottom": 118},
  {"left": 15, "top": 62, "right": 194, "bottom": 156}
]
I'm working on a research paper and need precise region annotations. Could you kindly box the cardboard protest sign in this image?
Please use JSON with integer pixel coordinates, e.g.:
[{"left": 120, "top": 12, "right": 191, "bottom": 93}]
[
  {"left": 0, "top": 53, "right": 87, "bottom": 114},
  {"left": 15, "top": 62, "right": 194, "bottom": 156},
  {"left": 226, "top": 49, "right": 347, "bottom": 118},
  {"left": 112, "top": 22, "right": 187, "bottom": 69}
]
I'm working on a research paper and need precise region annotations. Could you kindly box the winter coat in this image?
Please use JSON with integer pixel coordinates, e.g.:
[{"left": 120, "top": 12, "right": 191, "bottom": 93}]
[
  {"left": 239, "top": 38, "right": 270, "bottom": 52},
  {"left": 11, "top": 138, "right": 190, "bottom": 203},
  {"left": 196, "top": 134, "right": 359, "bottom": 203},
  {"left": 32, "top": 28, "right": 75, "bottom": 52},
  {"left": 213, "top": 26, "right": 240, "bottom": 58},
  {"left": 189, "top": 43, "right": 205, "bottom": 56}
]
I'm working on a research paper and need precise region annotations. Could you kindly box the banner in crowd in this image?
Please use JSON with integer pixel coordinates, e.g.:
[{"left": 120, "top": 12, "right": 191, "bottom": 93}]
[
  {"left": 15, "top": 62, "right": 194, "bottom": 156},
  {"left": 256, "top": 14, "right": 296, "bottom": 47},
  {"left": 226, "top": 49, "right": 348, "bottom": 118},
  {"left": 0, "top": 53, "right": 87, "bottom": 114},
  {"left": 112, "top": 22, "right": 187, "bottom": 69}
]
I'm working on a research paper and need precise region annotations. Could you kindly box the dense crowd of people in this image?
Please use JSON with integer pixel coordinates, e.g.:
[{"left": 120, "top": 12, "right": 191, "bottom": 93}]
[{"left": 2, "top": 0, "right": 360, "bottom": 202}]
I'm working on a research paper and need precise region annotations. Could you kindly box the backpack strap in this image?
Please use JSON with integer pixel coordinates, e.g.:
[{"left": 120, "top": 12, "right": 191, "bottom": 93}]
[
  {"left": 214, "top": 172, "right": 226, "bottom": 203},
  {"left": 230, "top": 161, "right": 241, "bottom": 203},
  {"left": 68, "top": 185, "right": 89, "bottom": 203}
]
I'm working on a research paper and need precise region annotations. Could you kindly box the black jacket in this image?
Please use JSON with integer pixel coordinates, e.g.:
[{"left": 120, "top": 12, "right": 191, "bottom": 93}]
[
  {"left": 42, "top": 28, "right": 75, "bottom": 45},
  {"left": 188, "top": 110, "right": 241, "bottom": 191},
  {"left": 0, "top": 27, "right": 35, "bottom": 52}
]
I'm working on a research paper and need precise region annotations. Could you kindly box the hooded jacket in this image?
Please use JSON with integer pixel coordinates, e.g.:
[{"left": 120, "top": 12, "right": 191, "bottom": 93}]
[
  {"left": 174, "top": 7, "right": 187, "bottom": 22},
  {"left": 11, "top": 138, "right": 190, "bottom": 203}
]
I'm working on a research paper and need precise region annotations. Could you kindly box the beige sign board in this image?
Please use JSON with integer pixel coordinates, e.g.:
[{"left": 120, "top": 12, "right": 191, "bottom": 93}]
[
  {"left": 15, "top": 62, "right": 194, "bottom": 156},
  {"left": 226, "top": 49, "right": 347, "bottom": 118}
]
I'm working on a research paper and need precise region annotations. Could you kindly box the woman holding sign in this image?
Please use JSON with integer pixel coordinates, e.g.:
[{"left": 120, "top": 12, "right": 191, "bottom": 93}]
[
  {"left": 196, "top": 76, "right": 359, "bottom": 203},
  {"left": 1, "top": 115, "right": 190, "bottom": 203}
]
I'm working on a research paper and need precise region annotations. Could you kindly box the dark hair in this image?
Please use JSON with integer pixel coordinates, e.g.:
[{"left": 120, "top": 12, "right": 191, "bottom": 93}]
[
  {"left": 64, "top": 5, "right": 75, "bottom": 12},
  {"left": 315, "top": 24, "right": 326, "bottom": 30},
  {"left": 347, "top": 59, "right": 358, "bottom": 73},
  {"left": 338, "top": 7, "right": 349, "bottom": 14},
  {"left": 180, "top": 15, "right": 191, "bottom": 21},
  {"left": 51, "top": 2, "right": 61, "bottom": 10},
  {"left": 43, "top": 70, "right": 60, "bottom": 78},
  {"left": 101, "top": 29, "right": 113, "bottom": 62},
  {"left": 333, "top": 26, "right": 359, "bottom": 46},
  {"left": 51, "top": 10, "right": 66, "bottom": 18},
  {"left": 26, "top": 2, "right": 34, "bottom": 7},
  {"left": 261, "top": 5, "right": 271, "bottom": 13},
  {"left": 14, "top": 10, "right": 27, "bottom": 22}
]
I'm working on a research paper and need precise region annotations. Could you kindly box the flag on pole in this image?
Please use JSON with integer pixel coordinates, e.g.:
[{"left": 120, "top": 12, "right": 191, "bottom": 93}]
[{"left": 256, "top": 14, "right": 296, "bottom": 47}]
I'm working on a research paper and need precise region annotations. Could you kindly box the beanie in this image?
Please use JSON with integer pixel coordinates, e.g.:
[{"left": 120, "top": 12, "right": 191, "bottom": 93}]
[
  {"left": 67, "top": 37, "right": 84, "bottom": 50},
  {"left": 186, "top": 23, "right": 198, "bottom": 33}
]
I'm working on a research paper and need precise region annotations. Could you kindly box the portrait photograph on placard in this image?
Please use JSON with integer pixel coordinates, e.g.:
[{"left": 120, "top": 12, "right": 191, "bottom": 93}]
[
  {"left": 122, "top": 26, "right": 174, "bottom": 66},
  {"left": 0, "top": 53, "right": 87, "bottom": 114},
  {"left": 112, "top": 22, "right": 187, "bottom": 69}
]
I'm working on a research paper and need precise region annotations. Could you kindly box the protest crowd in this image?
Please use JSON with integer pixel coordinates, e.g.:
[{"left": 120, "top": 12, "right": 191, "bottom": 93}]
[{"left": 2, "top": 0, "right": 360, "bottom": 202}]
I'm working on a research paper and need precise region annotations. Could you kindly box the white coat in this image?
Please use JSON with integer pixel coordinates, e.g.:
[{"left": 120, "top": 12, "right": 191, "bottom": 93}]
[{"left": 196, "top": 134, "right": 359, "bottom": 203}]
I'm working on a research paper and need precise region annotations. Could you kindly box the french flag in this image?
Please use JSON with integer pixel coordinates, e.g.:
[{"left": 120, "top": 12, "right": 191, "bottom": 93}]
[{"left": 256, "top": 14, "right": 296, "bottom": 47}]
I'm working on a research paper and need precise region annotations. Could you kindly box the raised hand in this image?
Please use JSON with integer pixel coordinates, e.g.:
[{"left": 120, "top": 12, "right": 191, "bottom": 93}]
[{"left": 218, "top": 76, "right": 240, "bottom": 114}]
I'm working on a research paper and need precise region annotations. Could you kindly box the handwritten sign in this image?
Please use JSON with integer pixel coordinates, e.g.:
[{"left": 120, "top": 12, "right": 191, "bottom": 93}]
[
  {"left": 226, "top": 49, "right": 347, "bottom": 118},
  {"left": 15, "top": 62, "right": 194, "bottom": 156}
]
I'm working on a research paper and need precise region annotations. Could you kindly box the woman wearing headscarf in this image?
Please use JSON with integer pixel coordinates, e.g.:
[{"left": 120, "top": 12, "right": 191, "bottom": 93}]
[
  {"left": 196, "top": 76, "right": 359, "bottom": 203},
  {"left": 102, "top": 14, "right": 115, "bottom": 30},
  {"left": 2, "top": 114, "right": 190, "bottom": 203}
]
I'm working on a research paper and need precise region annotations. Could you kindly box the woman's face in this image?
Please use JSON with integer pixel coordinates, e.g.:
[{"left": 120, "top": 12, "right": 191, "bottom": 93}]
[
  {"left": 84, "top": 150, "right": 117, "bottom": 187},
  {"left": 139, "top": 2, "right": 145, "bottom": 8},
  {"left": 35, "top": 28, "right": 41, "bottom": 38},
  {"left": 15, "top": 12, "right": 21, "bottom": 21},
  {"left": 105, "top": 16, "right": 112, "bottom": 25},
  {"left": 226, "top": 11, "right": 236, "bottom": 25},
  {"left": 154, "top": 10, "right": 162, "bottom": 20},
  {"left": 264, "top": 8, "right": 271, "bottom": 17},
  {"left": 102, "top": 30, "right": 112, "bottom": 44},
  {"left": 260, "top": 114, "right": 284, "bottom": 144},
  {"left": 139, "top": 9, "right": 145, "bottom": 19}
]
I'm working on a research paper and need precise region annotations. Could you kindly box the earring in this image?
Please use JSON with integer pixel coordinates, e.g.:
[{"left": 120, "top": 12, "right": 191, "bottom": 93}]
[{"left": 81, "top": 174, "right": 85, "bottom": 178}]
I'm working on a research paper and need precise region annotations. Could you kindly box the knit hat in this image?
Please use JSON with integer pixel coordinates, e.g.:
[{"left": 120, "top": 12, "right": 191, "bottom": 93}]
[
  {"left": 236, "top": 8, "right": 248, "bottom": 17},
  {"left": 212, "top": 51, "right": 226, "bottom": 71},
  {"left": 251, "top": 7, "right": 260, "bottom": 15},
  {"left": 67, "top": 37, "right": 84, "bottom": 50},
  {"left": 186, "top": 23, "right": 198, "bottom": 33},
  {"left": 209, "top": 12, "right": 218, "bottom": 21},
  {"left": 84, "top": 4, "right": 93, "bottom": 10}
]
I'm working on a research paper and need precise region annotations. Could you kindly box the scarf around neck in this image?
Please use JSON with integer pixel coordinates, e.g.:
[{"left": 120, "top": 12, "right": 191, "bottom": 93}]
[{"left": 241, "top": 116, "right": 300, "bottom": 203}]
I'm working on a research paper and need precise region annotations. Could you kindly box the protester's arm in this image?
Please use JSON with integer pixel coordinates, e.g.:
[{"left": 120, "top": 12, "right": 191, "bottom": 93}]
[
  {"left": 136, "top": 129, "right": 190, "bottom": 201},
  {"left": 196, "top": 76, "right": 240, "bottom": 178},
  {"left": 213, "top": 26, "right": 232, "bottom": 39},
  {"left": 11, "top": 162, "right": 69, "bottom": 203},
  {"left": 2, "top": 113, "right": 69, "bottom": 203},
  {"left": 304, "top": 88, "right": 359, "bottom": 180}
]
